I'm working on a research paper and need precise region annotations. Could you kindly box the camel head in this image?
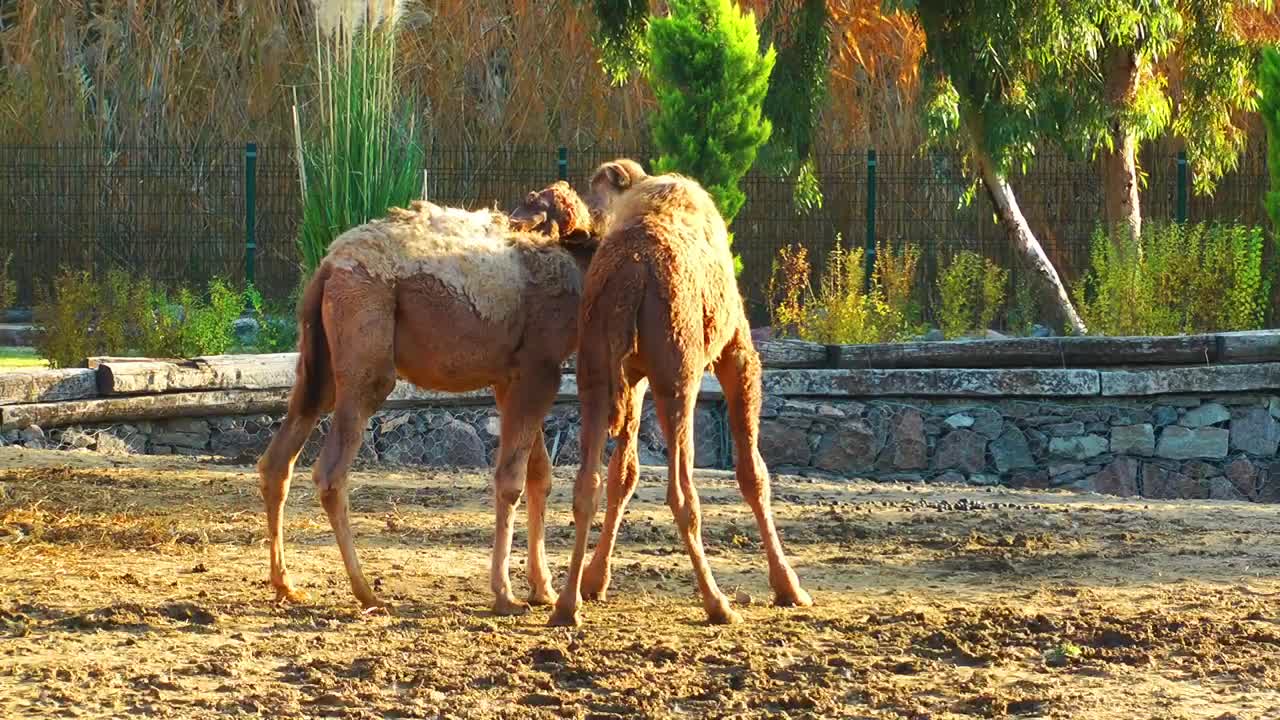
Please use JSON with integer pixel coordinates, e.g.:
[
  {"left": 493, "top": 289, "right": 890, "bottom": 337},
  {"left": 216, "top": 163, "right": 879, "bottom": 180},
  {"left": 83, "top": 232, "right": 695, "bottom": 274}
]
[
  {"left": 509, "top": 180, "right": 595, "bottom": 249},
  {"left": 587, "top": 158, "right": 648, "bottom": 229}
]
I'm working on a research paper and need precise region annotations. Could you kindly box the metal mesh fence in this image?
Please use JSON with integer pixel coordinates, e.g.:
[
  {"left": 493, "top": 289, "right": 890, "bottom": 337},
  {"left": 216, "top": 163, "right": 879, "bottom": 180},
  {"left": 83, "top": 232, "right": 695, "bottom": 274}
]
[{"left": 1, "top": 142, "right": 1271, "bottom": 323}]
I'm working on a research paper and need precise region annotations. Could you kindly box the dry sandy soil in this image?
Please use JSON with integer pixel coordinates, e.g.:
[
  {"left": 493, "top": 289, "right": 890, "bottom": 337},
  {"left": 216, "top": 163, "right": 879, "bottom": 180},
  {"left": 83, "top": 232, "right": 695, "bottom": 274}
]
[{"left": 2, "top": 446, "right": 1280, "bottom": 719}]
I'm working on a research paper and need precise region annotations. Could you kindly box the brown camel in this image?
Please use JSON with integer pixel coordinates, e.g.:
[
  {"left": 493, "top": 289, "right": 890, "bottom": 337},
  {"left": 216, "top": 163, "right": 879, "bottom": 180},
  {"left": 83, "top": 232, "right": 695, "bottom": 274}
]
[
  {"left": 549, "top": 159, "right": 813, "bottom": 627},
  {"left": 257, "top": 181, "right": 596, "bottom": 615}
]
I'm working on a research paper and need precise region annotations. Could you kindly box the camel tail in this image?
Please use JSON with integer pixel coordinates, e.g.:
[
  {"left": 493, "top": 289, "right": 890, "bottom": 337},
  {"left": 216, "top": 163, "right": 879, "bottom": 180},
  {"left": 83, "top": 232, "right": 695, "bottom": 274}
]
[
  {"left": 593, "top": 264, "right": 646, "bottom": 437},
  {"left": 290, "top": 263, "right": 334, "bottom": 417}
]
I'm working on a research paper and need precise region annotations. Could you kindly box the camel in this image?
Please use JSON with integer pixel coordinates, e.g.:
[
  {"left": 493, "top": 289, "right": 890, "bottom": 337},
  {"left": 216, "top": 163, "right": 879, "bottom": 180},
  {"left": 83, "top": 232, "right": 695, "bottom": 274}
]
[
  {"left": 257, "top": 181, "right": 596, "bottom": 615},
  {"left": 549, "top": 159, "right": 813, "bottom": 627}
]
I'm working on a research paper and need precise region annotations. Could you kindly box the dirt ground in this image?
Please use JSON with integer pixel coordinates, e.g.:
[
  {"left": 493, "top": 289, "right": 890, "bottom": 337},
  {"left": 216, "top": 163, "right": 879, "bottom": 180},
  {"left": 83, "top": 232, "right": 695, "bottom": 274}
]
[{"left": 2, "top": 447, "right": 1280, "bottom": 719}]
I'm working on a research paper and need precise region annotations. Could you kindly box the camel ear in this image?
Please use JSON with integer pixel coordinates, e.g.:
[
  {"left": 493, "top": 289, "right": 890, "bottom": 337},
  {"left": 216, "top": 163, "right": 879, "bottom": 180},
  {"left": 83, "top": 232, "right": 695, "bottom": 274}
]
[{"left": 594, "top": 161, "right": 633, "bottom": 192}]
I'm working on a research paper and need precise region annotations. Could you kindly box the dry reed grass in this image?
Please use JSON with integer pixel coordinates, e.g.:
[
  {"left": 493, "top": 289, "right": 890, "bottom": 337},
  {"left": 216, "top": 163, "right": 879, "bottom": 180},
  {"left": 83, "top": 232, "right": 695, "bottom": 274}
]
[{"left": 0, "top": 0, "right": 931, "bottom": 153}]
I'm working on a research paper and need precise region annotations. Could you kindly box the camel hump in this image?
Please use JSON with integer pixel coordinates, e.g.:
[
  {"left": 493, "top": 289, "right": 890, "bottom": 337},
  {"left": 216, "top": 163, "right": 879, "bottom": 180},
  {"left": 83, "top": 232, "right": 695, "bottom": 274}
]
[{"left": 323, "top": 206, "right": 529, "bottom": 325}]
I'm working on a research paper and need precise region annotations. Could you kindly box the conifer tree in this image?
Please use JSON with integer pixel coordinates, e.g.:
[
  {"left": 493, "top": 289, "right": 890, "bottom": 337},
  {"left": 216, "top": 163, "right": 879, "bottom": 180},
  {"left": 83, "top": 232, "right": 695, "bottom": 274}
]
[{"left": 647, "top": 0, "right": 776, "bottom": 271}]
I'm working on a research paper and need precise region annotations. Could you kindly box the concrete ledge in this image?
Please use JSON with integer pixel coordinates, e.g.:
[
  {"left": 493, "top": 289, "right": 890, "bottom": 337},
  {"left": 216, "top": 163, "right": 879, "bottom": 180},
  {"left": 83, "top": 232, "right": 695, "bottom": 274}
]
[
  {"left": 757, "top": 368, "right": 1101, "bottom": 397},
  {"left": 1099, "top": 364, "right": 1280, "bottom": 396}
]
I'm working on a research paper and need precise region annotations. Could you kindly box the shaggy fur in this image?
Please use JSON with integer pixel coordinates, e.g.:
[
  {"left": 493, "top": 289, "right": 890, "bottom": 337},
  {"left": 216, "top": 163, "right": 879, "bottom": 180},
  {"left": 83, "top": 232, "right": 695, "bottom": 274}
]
[
  {"left": 257, "top": 181, "right": 597, "bottom": 614},
  {"left": 549, "top": 160, "right": 812, "bottom": 627},
  {"left": 325, "top": 196, "right": 584, "bottom": 324}
]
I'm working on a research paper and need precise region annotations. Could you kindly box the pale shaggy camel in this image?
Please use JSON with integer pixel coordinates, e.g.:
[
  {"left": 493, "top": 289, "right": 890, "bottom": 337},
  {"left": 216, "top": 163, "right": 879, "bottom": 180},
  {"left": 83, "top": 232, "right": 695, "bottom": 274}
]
[
  {"left": 257, "top": 181, "right": 596, "bottom": 615},
  {"left": 549, "top": 159, "right": 813, "bottom": 627}
]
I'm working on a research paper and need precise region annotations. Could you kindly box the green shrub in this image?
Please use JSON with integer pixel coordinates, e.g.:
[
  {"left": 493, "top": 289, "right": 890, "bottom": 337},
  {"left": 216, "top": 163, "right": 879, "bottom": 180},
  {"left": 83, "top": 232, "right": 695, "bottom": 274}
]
[
  {"left": 936, "top": 251, "right": 1008, "bottom": 339},
  {"left": 131, "top": 280, "right": 183, "bottom": 358},
  {"left": 0, "top": 252, "right": 17, "bottom": 310},
  {"left": 767, "top": 237, "right": 920, "bottom": 344},
  {"left": 1004, "top": 272, "right": 1040, "bottom": 337},
  {"left": 872, "top": 240, "right": 926, "bottom": 338},
  {"left": 1074, "top": 221, "right": 1269, "bottom": 336},
  {"left": 245, "top": 285, "right": 301, "bottom": 354},
  {"left": 34, "top": 271, "right": 261, "bottom": 367},
  {"left": 176, "top": 279, "right": 243, "bottom": 357},
  {"left": 34, "top": 268, "right": 98, "bottom": 369}
]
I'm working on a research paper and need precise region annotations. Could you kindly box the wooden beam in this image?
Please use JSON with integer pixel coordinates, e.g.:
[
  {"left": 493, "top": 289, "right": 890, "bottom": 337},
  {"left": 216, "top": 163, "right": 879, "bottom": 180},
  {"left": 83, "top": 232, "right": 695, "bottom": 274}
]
[
  {"left": 1, "top": 388, "right": 291, "bottom": 430},
  {"left": 0, "top": 368, "right": 98, "bottom": 406},
  {"left": 95, "top": 354, "right": 300, "bottom": 395},
  {"left": 754, "top": 340, "right": 829, "bottom": 368}
]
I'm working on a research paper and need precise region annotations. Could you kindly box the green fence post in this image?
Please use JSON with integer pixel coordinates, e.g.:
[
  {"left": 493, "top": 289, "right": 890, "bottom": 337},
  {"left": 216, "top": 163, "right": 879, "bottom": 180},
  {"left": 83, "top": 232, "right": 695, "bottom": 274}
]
[
  {"left": 865, "top": 149, "right": 877, "bottom": 292},
  {"left": 1176, "top": 151, "right": 1188, "bottom": 224},
  {"left": 244, "top": 143, "right": 258, "bottom": 289},
  {"left": 558, "top": 146, "right": 568, "bottom": 181}
]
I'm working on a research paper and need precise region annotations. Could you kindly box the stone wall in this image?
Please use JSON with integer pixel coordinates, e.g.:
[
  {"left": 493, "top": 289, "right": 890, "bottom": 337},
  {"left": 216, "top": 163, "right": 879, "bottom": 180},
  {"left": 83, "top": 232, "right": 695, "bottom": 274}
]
[
  {"left": 7, "top": 387, "right": 1279, "bottom": 503},
  {"left": 6, "top": 340, "right": 1280, "bottom": 502},
  {"left": 753, "top": 394, "right": 1278, "bottom": 502}
]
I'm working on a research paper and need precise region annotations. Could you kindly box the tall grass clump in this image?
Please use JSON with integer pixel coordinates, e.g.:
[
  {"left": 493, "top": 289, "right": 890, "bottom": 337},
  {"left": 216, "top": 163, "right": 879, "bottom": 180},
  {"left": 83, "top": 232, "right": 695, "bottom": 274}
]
[
  {"left": 295, "top": 0, "right": 424, "bottom": 274},
  {"left": 1074, "top": 221, "right": 1269, "bottom": 336}
]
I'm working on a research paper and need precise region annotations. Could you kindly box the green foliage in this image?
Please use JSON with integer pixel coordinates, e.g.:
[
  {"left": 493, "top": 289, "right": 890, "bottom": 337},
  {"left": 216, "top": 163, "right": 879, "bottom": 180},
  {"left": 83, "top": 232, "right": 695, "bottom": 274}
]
[
  {"left": 586, "top": 0, "right": 652, "bottom": 85},
  {"left": 898, "top": 0, "right": 1268, "bottom": 198},
  {"left": 34, "top": 271, "right": 263, "bottom": 368},
  {"left": 758, "top": 0, "right": 830, "bottom": 213},
  {"left": 790, "top": 157, "right": 823, "bottom": 214},
  {"left": 936, "top": 251, "right": 1008, "bottom": 339},
  {"left": 1074, "top": 221, "right": 1269, "bottom": 335},
  {"left": 34, "top": 269, "right": 98, "bottom": 369},
  {"left": 178, "top": 279, "right": 244, "bottom": 357},
  {"left": 1005, "top": 272, "right": 1041, "bottom": 337},
  {"left": 0, "top": 252, "right": 17, "bottom": 310},
  {"left": 245, "top": 285, "right": 302, "bottom": 354},
  {"left": 296, "top": 12, "right": 424, "bottom": 275},
  {"left": 1173, "top": 1, "right": 1268, "bottom": 196},
  {"left": 647, "top": 0, "right": 776, "bottom": 270},
  {"left": 1262, "top": 46, "right": 1280, "bottom": 237},
  {"left": 767, "top": 237, "right": 922, "bottom": 345},
  {"left": 874, "top": 240, "right": 926, "bottom": 336}
]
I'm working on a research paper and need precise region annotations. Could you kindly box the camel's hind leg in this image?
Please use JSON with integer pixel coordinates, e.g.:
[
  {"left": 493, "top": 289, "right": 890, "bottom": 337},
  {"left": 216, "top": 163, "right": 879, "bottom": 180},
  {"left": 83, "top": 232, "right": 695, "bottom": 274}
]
[
  {"left": 259, "top": 406, "right": 327, "bottom": 603},
  {"left": 548, "top": 373, "right": 610, "bottom": 627},
  {"left": 524, "top": 426, "right": 557, "bottom": 607},
  {"left": 490, "top": 366, "right": 560, "bottom": 616},
  {"left": 581, "top": 374, "right": 648, "bottom": 602},
  {"left": 653, "top": 379, "right": 741, "bottom": 625},
  {"left": 714, "top": 329, "right": 812, "bottom": 608},
  {"left": 314, "top": 277, "right": 396, "bottom": 610}
]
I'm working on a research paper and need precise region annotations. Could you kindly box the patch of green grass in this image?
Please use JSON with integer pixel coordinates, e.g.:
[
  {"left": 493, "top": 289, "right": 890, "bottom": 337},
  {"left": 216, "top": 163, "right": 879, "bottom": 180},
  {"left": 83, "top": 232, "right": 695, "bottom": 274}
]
[{"left": 0, "top": 347, "right": 48, "bottom": 370}]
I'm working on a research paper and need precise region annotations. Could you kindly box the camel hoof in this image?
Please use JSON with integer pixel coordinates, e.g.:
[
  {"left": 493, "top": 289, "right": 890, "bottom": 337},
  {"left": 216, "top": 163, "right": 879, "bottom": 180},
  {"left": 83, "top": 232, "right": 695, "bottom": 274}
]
[
  {"left": 707, "top": 606, "right": 745, "bottom": 626},
  {"left": 707, "top": 597, "right": 745, "bottom": 625},
  {"left": 360, "top": 598, "right": 393, "bottom": 615},
  {"left": 493, "top": 595, "right": 531, "bottom": 617},
  {"left": 273, "top": 585, "right": 308, "bottom": 605},
  {"left": 547, "top": 606, "right": 582, "bottom": 627},
  {"left": 528, "top": 587, "right": 559, "bottom": 607},
  {"left": 581, "top": 573, "right": 609, "bottom": 603},
  {"left": 774, "top": 586, "right": 814, "bottom": 608}
]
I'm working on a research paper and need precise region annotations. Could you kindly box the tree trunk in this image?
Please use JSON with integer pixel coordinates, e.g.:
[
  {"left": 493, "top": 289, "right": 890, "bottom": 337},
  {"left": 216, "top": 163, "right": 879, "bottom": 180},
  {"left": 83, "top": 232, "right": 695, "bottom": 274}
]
[
  {"left": 1102, "top": 44, "right": 1142, "bottom": 244},
  {"left": 964, "top": 118, "right": 1088, "bottom": 335}
]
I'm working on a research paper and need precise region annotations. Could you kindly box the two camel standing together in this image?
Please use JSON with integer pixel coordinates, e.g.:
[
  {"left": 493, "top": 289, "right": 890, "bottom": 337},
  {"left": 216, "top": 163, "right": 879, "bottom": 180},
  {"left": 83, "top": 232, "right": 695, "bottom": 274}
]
[{"left": 257, "top": 159, "right": 811, "bottom": 626}]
